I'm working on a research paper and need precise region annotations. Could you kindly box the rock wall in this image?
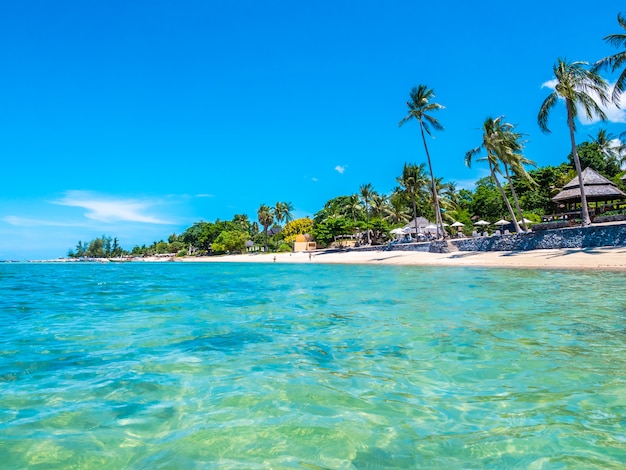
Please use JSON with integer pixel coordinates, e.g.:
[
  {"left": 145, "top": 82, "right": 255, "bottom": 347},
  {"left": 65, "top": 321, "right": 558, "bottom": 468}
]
[
  {"left": 451, "top": 223, "right": 626, "bottom": 252},
  {"left": 345, "top": 223, "right": 626, "bottom": 254}
]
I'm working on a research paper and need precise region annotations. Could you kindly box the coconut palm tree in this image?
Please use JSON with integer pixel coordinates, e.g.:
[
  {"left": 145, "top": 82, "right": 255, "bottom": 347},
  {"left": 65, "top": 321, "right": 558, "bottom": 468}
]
[
  {"left": 399, "top": 85, "right": 446, "bottom": 238},
  {"left": 396, "top": 162, "right": 429, "bottom": 237},
  {"left": 594, "top": 12, "right": 626, "bottom": 105},
  {"left": 344, "top": 194, "right": 362, "bottom": 223},
  {"left": 359, "top": 183, "right": 375, "bottom": 244},
  {"left": 538, "top": 58, "right": 609, "bottom": 226},
  {"left": 272, "top": 202, "right": 285, "bottom": 227},
  {"left": 370, "top": 193, "right": 388, "bottom": 219},
  {"left": 385, "top": 192, "right": 411, "bottom": 225},
  {"left": 282, "top": 202, "right": 294, "bottom": 224},
  {"left": 257, "top": 204, "right": 274, "bottom": 251},
  {"left": 589, "top": 129, "right": 624, "bottom": 171},
  {"left": 495, "top": 127, "right": 536, "bottom": 231},
  {"left": 466, "top": 116, "right": 523, "bottom": 233}
]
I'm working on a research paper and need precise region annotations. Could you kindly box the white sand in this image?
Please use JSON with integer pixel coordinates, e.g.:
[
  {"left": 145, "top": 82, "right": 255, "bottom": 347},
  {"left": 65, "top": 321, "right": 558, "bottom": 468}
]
[{"left": 177, "top": 246, "right": 626, "bottom": 270}]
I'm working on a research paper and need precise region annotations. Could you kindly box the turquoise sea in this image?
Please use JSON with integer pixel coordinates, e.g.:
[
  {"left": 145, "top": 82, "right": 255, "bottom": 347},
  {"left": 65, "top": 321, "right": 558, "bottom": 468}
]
[{"left": 1, "top": 263, "right": 625, "bottom": 469}]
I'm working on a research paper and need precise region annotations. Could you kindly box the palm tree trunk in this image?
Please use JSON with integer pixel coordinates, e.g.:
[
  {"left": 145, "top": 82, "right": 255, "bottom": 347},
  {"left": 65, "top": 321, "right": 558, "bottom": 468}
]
[
  {"left": 489, "top": 161, "right": 520, "bottom": 232},
  {"left": 567, "top": 100, "right": 591, "bottom": 226},
  {"left": 419, "top": 123, "right": 445, "bottom": 238},
  {"left": 412, "top": 195, "right": 418, "bottom": 241},
  {"left": 504, "top": 165, "right": 526, "bottom": 231},
  {"left": 365, "top": 198, "right": 371, "bottom": 245}
]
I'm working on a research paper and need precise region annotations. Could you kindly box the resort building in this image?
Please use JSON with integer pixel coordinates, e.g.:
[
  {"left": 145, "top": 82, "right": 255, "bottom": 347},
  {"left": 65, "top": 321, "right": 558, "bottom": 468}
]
[{"left": 550, "top": 167, "right": 626, "bottom": 218}]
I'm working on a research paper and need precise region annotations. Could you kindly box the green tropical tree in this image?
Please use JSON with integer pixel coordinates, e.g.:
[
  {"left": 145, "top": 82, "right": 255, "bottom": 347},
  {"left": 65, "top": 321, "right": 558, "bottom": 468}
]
[
  {"left": 359, "top": 183, "right": 375, "bottom": 244},
  {"left": 594, "top": 12, "right": 626, "bottom": 104},
  {"left": 272, "top": 201, "right": 295, "bottom": 227},
  {"left": 466, "top": 116, "right": 523, "bottom": 232},
  {"left": 344, "top": 194, "right": 362, "bottom": 223},
  {"left": 538, "top": 58, "right": 609, "bottom": 225},
  {"left": 496, "top": 126, "right": 535, "bottom": 231},
  {"left": 396, "top": 162, "right": 429, "bottom": 237},
  {"left": 385, "top": 191, "right": 411, "bottom": 225},
  {"left": 399, "top": 84, "right": 446, "bottom": 238},
  {"left": 589, "top": 129, "right": 624, "bottom": 173},
  {"left": 257, "top": 204, "right": 274, "bottom": 251},
  {"left": 370, "top": 193, "right": 388, "bottom": 219}
]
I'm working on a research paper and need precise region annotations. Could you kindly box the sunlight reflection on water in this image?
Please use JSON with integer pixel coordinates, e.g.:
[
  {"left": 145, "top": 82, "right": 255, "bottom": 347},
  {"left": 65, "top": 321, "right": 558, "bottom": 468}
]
[{"left": 0, "top": 263, "right": 625, "bottom": 468}]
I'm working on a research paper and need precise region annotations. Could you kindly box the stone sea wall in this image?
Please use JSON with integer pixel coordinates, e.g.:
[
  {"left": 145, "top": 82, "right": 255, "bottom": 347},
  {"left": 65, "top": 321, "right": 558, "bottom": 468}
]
[
  {"left": 446, "top": 223, "right": 626, "bottom": 253},
  {"left": 346, "top": 223, "right": 626, "bottom": 254}
]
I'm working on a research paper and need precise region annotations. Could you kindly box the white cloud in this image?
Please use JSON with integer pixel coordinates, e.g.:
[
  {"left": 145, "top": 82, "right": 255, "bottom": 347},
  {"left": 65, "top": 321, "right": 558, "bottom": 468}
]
[
  {"left": 2, "top": 216, "right": 87, "bottom": 227},
  {"left": 541, "top": 79, "right": 626, "bottom": 124},
  {"left": 195, "top": 193, "right": 214, "bottom": 198},
  {"left": 541, "top": 79, "right": 559, "bottom": 90},
  {"left": 311, "top": 177, "right": 318, "bottom": 182},
  {"left": 334, "top": 165, "right": 346, "bottom": 174},
  {"left": 53, "top": 191, "right": 172, "bottom": 224}
]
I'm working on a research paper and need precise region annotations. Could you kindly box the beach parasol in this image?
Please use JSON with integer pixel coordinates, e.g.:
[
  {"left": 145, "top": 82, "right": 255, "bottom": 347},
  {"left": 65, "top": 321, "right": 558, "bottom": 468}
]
[
  {"left": 494, "top": 219, "right": 509, "bottom": 226},
  {"left": 425, "top": 224, "right": 437, "bottom": 230},
  {"left": 474, "top": 220, "right": 490, "bottom": 226},
  {"left": 450, "top": 221, "right": 465, "bottom": 227},
  {"left": 517, "top": 218, "right": 534, "bottom": 225},
  {"left": 390, "top": 228, "right": 405, "bottom": 234}
]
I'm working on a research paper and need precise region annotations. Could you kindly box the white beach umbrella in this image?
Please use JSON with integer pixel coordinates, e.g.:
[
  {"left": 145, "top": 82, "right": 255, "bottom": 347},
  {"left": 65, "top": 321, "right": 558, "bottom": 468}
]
[
  {"left": 424, "top": 224, "right": 437, "bottom": 230},
  {"left": 390, "top": 228, "right": 404, "bottom": 234},
  {"left": 474, "top": 220, "right": 490, "bottom": 226},
  {"left": 494, "top": 219, "right": 509, "bottom": 226},
  {"left": 450, "top": 221, "right": 465, "bottom": 227},
  {"left": 517, "top": 218, "right": 534, "bottom": 225}
]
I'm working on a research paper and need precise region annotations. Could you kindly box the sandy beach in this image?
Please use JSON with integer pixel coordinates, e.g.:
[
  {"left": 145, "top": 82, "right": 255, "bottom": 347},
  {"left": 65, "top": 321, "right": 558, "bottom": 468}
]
[{"left": 176, "top": 246, "right": 626, "bottom": 270}]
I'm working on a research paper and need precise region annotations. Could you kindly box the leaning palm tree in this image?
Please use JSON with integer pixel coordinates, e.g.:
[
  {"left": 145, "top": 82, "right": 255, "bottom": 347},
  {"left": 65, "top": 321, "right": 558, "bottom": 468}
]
[
  {"left": 257, "top": 204, "right": 274, "bottom": 252},
  {"left": 466, "top": 116, "right": 523, "bottom": 233},
  {"left": 594, "top": 12, "right": 626, "bottom": 105},
  {"left": 399, "top": 85, "right": 446, "bottom": 238},
  {"left": 538, "top": 58, "right": 609, "bottom": 226},
  {"left": 359, "top": 183, "right": 375, "bottom": 244},
  {"left": 496, "top": 127, "right": 536, "bottom": 231}
]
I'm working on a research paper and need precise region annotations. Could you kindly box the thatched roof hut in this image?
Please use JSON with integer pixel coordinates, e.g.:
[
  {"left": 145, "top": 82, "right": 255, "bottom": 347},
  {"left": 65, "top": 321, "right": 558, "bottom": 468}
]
[
  {"left": 403, "top": 217, "right": 430, "bottom": 233},
  {"left": 551, "top": 167, "right": 626, "bottom": 205}
]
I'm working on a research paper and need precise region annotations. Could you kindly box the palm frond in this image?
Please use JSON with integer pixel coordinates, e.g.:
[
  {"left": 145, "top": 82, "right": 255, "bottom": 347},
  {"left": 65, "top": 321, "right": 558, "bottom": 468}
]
[{"left": 537, "top": 92, "right": 558, "bottom": 133}]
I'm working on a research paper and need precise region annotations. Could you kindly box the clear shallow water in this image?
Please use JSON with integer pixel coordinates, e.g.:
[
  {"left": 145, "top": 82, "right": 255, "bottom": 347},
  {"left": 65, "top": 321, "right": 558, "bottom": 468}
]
[{"left": 0, "top": 263, "right": 625, "bottom": 469}]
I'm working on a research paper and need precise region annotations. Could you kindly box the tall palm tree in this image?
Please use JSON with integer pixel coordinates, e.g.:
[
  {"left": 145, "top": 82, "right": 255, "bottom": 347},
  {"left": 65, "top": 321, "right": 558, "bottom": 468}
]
[
  {"left": 257, "top": 204, "right": 274, "bottom": 252},
  {"left": 359, "top": 183, "right": 374, "bottom": 244},
  {"left": 466, "top": 116, "right": 523, "bottom": 233},
  {"left": 274, "top": 201, "right": 294, "bottom": 225},
  {"left": 399, "top": 85, "right": 446, "bottom": 238},
  {"left": 397, "top": 162, "right": 429, "bottom": 237},
  {"left": 594, "top": 12, "right": 626, "bottom": 105},
  {"left": 282, "top": 202, "right": 294, "bottom": 224},
  {"left": 538, "top": 58, "right": 609, "bottom": 226},
  {"left": 273, "top": 202, "right": 286, "bottom": 227},
  {"left": 495, "top": 127, "right": 535, "bottom": 231}
]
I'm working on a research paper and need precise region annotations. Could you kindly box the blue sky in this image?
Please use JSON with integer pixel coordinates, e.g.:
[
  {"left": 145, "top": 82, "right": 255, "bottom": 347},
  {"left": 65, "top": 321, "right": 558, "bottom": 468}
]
[{"left": 1, "top": 0, "right": 624, "bottom": 259}]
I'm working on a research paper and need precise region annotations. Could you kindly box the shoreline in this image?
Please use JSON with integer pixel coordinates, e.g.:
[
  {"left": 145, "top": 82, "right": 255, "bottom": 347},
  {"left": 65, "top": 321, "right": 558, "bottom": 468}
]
[{"left": 174, "top": 246, "right": 626, "bottom": 271}]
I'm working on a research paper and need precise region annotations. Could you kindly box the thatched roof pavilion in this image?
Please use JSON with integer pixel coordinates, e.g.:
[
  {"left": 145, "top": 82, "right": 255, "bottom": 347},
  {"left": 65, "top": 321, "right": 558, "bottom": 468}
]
[{"left": 551, "top": 168, "right": 626, "bottom": 208}]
